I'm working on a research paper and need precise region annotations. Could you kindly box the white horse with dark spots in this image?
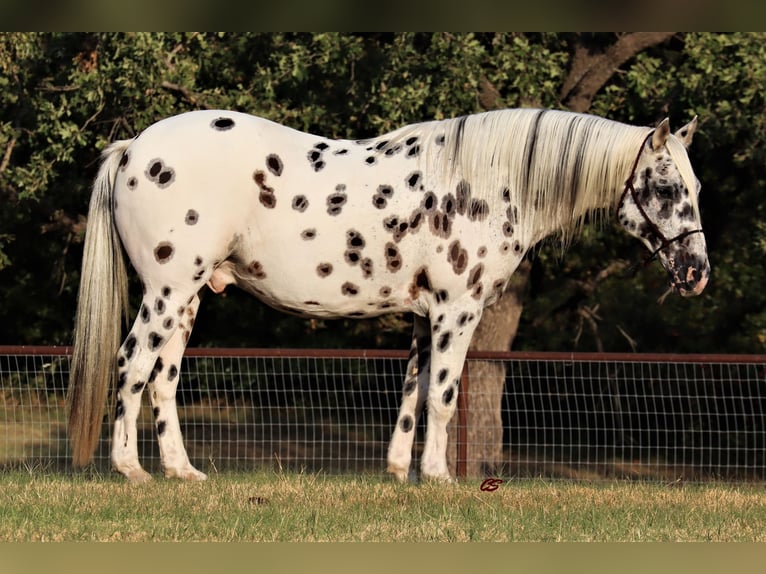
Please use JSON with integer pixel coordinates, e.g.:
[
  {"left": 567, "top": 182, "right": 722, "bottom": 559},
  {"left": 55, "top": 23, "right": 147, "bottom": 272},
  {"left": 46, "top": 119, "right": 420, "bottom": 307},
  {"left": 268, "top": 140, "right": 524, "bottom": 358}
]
[{"left": 67, "top": 108, "right": 710, "bottom": 483}]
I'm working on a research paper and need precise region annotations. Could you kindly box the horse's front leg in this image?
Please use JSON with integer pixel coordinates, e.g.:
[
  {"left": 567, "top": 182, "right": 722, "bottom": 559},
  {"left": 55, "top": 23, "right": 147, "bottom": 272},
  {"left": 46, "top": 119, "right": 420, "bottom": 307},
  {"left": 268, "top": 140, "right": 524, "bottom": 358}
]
[{"left": 420, "top": 304, "right": 482, "bottom": 482}]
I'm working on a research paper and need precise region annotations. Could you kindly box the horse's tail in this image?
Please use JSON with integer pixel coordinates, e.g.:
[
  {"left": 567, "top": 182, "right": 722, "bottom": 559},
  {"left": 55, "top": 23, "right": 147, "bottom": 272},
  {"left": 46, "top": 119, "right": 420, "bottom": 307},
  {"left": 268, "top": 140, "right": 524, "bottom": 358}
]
[{"left": 67, "top": 140, "right": 132, "bottom": 467}]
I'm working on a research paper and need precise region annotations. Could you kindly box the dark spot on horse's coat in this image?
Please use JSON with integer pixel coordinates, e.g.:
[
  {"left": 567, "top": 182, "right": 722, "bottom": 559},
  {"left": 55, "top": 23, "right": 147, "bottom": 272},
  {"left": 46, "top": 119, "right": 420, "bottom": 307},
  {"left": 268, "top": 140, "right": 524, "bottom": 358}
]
[
  {"left": 292, "top": 195, "right": 309, "bottom": 212},
  {"left": 117, "top": 356, "right": 126, "bottom": 368},
  {"left": 403, "top": 378, "right": 416, "bottom": 395},
  {"left": 345, "top": 250, "right": 361, "bottom": 265},
  {"left": 441, "top": 194, "right": 456, "bottom": 216},
  {"left": 212, "top": 117, "right": 235, "bottom": 130},
  {"left": 145, "top": 159, "right": 175, "bottom": 188},
  {"left": 385, "top": 242, "right": 402, "bottom": 272},
  {"left": 423, "top": 192, "right": 437, "bottom": 212},
  {"left": 438, "top": 368, "right": 449, "bottom": 384},
  {"left": 301, "top": 229, "right": 317, "bottom": 240},
  {"left": 468, "top": 199, "right": 489, "bottom": 221},
  {"left": 317, "top": 263, "right": 333, "bottom": 277},
  {"left": 406, "top": 171, "right": 423, "bottom": 190},
  {"left": 315, "top": 142, "right": 330, "bottom": 151},
  {"left": 131, "top": 381, "right": 145, "bottom": 394},
  {"left": 149, "top": 357, "right": 164, "bottom": 384},
  {"left": 115, "top": 399, "right": 124, "bottom": 419},
  {"left": 154, "top": 242, "right": 174, "bottom": 263},
  {"left": 168, "top": 365, "right": 178, "bottom": 381},
  {"left": 157, "top": 420, "right": 167, "bottom": 436},
  {"left": 140, "top": 304, "right": 150, "bottom": 323},
  {"left": 407, "top": 145, "right": 420, "bottom": 158},
  {"left": 409, "top": 210, "right": 423, "bottom": 231},
  {"left": 248, "top": 260, "right": 266, "bottom": 279},
  {"left": 119, "top": 152, "right": 129, "bottom": 169},
  {"left": 360, "top": 257, "right": 374, "bottom": 278},
  {"left": 434, "top": 289, "right": 449, "bottom": 304},
  {"left": 443, "top": 386, "right": 455, "bottom": 406},
  {"left": 373, "top": 195, "right": 387, "bottom": 209},
  {"left": 677, "top": 202, "right": 694, "bottom": 220},
  {"left": 118, "top": 371, "right": 127, "bottom": 389},
  {"left": 341, "top": 282, "right": 359, "bottom": 296},
  {"left": 347, "top": 230, "right": 365, "bottom": 249},
  {"left": 400, "top": 415, "right": 414, "bottom": 432},
  {"left": 148, "top": 332, "right": 163, "bottom": 351},
  {"left": 259, "top": 191, "right": 276, "bottom": 209},
  {"left": 365, "top": 156, "right": 377, "bottom": 165},
  {"left": 327, "top": 186, "right": 347, "bottom": 215},
  {"left": 266, "top": 154, "right": 283, "bottom": 176},
  {"left": 380, "top": 286, "right": 392, "bottom": 297},
  {"left": 162, "top": 286, "right": 171, "bottom": 298},
  {"left": 437, "top": 331, "right": 452, "bottom": 352},
  {"left": 163, "top": 317, "right": 174, "bottom": 330},
  {"left": 127, "top": 177, "right": 138, "bottom": 189},
  {"left": 124, "top": 334, "right": 137, "bottom": 359},
  {"left": 467, "top": 263, "right": 484, "bottom": 288},
  {"left": 435, "top": 134, "right": 445, "bottom": 145},
  {"left": 334, "top": 148, "right": 348, "bottom": 155},
  {"left": 447, "top": 240, "right": 468, "bottom": 275},
  {"left": 455, "top": 180, "right": 471, "bottom": 214},
  {"left": 185, "top": 209, "right": 199, "bottom": 225},
  {"left": 154, "top": 297, "right": 165, "bottom": 315}
]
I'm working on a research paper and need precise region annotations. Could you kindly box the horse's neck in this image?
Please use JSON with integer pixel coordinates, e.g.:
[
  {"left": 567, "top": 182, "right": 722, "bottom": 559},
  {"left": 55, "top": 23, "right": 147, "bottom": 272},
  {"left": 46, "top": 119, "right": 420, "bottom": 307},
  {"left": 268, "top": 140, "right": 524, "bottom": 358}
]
[{"left": 521, "top": 124, "right": 648, "bottom": 246}]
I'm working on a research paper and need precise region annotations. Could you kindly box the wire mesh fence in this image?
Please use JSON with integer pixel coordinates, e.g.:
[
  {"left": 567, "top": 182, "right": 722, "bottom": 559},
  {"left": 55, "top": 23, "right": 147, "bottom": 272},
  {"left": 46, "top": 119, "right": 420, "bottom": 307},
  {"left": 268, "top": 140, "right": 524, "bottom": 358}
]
[{"left": 1, "top": 346, "right": 765, "bottom": 482}]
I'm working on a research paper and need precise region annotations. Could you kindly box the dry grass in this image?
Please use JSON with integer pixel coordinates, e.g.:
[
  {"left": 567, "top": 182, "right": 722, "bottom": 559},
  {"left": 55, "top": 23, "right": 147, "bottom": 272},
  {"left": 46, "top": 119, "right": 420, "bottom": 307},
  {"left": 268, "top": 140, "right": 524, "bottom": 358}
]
[{"left": 2, "top": 470, "right": 766, "bottom": 542}]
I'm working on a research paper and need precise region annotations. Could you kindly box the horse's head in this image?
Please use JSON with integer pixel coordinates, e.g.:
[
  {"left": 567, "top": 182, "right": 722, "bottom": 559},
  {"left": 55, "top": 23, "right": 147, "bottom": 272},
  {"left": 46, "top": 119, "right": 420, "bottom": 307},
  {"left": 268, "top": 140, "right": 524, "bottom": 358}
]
[{"left": 617, "top": 117, "right": 710, "bottom": 297}]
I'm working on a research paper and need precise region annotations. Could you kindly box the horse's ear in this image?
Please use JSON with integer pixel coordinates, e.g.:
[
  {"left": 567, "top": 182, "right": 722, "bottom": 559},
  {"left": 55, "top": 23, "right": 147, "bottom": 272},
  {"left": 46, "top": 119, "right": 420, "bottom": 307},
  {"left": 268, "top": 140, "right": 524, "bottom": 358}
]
[
  {"left": 674, "top": 116, "right": 698, "bottom": 149},
  {"left": 651, "top": 118, "right": 670, "bottom": 150}
]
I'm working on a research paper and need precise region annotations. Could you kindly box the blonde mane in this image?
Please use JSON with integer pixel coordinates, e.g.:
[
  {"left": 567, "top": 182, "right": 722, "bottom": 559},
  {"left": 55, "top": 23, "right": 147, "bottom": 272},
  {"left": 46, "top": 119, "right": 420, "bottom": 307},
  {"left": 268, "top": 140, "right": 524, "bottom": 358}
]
[{"left": 385, "top": 108, "right": 658, "bottom": 246}]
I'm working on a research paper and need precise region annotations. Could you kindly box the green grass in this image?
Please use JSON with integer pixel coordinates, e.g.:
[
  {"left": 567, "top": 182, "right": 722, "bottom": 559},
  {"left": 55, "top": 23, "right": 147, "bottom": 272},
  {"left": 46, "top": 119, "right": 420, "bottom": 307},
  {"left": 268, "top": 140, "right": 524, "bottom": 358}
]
[{"left": 1, "top": 470, "right": 766, "bottom": 542}]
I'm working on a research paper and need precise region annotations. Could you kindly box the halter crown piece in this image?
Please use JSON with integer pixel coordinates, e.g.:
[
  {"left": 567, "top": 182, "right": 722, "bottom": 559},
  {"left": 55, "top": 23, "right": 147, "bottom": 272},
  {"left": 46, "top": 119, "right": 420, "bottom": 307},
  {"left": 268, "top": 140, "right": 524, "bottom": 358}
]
[{"left": 619, "top": 130, "right": 703, "bottom": 268}]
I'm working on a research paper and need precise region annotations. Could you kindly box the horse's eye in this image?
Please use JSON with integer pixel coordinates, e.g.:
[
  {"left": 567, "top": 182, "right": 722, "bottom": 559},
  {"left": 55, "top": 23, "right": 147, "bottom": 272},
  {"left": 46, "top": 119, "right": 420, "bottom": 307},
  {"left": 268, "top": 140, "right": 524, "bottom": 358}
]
[{"left": 654, "top": 185, "right": 675, "bottom": 201}]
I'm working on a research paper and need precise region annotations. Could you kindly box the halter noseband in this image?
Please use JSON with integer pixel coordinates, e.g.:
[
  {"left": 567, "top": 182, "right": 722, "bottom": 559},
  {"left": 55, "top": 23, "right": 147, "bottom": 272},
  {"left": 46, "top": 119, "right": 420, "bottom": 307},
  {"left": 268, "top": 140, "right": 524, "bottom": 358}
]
[{"left": 619, "top": 130, "right": 703, "bottom": 267}]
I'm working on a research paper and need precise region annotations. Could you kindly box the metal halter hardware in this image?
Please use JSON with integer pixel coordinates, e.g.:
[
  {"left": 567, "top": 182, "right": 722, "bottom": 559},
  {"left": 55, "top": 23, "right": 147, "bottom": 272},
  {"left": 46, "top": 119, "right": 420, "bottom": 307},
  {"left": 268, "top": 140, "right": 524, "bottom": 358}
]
[{"left": 618, "top": 130, "right": 704, "bottom": 267}]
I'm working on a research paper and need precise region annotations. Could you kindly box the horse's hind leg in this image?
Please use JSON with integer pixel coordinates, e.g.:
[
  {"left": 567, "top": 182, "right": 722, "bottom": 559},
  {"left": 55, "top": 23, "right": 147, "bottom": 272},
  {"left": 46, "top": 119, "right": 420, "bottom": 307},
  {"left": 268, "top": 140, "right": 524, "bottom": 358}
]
[
  {"left": 112, "top": 287, "right": 199, "bottom": 482},
  {"left": 147, "top": 293, "right": 206, "bottom": 480},
  {"left": 387, "top": 315, "right": 431, "bottom": 482}
]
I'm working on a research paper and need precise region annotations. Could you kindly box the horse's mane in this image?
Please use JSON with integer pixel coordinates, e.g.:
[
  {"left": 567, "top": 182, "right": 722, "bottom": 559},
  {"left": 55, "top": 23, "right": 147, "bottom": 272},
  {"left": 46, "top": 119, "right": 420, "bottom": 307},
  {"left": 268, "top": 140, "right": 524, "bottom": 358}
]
[{"left": 383, "top": 108, "right": 689, "bottom": 247}]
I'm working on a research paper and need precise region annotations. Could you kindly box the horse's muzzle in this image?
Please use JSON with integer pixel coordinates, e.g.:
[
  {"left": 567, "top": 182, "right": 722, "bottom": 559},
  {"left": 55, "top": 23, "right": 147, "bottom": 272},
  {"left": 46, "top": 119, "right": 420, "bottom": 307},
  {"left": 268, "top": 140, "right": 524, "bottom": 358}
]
[{"left": 674, "top": 262, "right": 710, "bottom": 297}]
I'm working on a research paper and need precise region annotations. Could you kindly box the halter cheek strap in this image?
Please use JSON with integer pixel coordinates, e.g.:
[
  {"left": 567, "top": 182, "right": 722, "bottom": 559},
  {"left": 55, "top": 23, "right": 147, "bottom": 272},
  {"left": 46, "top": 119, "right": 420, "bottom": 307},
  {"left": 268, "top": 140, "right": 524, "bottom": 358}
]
[{"left": 618, "top": 130, "right": 704, "bottom": 267}]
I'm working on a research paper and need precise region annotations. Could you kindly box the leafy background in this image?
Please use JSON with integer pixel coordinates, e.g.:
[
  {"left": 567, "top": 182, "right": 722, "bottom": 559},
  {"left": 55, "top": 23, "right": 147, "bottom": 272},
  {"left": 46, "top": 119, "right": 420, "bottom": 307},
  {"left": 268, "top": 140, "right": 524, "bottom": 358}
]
[{"left": 1, "top": 32, "right": 764, "bottom": 353}]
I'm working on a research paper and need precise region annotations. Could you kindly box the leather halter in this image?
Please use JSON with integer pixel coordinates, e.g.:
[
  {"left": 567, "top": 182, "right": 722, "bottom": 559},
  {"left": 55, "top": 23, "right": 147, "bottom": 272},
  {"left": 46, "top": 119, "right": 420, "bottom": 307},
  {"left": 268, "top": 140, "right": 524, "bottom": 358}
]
[{"left": 618, "top": 130, "right": 703, "bottom": 265}]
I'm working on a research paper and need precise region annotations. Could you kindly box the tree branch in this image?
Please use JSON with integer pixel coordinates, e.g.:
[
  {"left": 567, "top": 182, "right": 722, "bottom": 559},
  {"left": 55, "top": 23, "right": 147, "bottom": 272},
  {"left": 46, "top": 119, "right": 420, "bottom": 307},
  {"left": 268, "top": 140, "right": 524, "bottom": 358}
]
[{"left": 560, "top": 32, "right": 676, "bottom": 113}]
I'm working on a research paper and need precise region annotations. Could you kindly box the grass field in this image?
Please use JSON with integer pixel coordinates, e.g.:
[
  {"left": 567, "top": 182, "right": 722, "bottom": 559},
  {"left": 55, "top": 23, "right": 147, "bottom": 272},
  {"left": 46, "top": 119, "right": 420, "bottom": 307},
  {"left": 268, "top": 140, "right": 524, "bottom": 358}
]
[{"left": 2, "top": 469, "right": 766, "bottom": 542}]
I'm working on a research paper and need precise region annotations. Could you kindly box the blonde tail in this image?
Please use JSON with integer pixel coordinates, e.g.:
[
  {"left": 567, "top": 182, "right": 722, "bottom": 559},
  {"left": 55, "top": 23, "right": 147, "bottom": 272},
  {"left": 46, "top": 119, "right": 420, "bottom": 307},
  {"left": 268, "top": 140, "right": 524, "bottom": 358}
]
[{"left": 66, "top": 140, "right": 131, "bottom": 467}]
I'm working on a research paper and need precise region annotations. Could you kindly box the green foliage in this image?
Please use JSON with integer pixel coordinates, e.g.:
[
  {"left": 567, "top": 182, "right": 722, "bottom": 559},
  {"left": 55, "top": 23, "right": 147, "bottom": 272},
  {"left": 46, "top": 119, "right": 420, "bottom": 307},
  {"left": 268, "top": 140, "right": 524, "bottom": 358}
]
[{"left": 0, "top": 33, "right": 764, "bottom": 353}]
